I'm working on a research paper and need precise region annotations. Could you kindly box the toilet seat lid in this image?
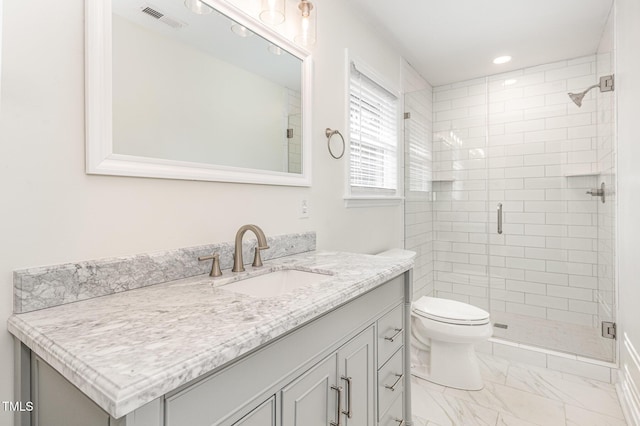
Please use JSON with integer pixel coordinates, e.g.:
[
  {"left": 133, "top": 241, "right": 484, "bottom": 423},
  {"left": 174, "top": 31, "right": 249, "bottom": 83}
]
[{"left": 413, "top": 297, "right": 490, "bottom": 325}]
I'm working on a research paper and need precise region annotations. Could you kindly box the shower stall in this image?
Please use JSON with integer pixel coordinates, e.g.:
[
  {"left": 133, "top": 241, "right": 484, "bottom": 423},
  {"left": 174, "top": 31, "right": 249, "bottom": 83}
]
[{"left": 404, "top": 48, "right": 616, "bottom": 363}]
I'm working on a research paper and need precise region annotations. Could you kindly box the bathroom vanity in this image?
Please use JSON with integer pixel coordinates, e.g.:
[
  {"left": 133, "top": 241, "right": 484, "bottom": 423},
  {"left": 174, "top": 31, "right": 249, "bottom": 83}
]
[{"left": 9, "top": 245, "right": 414, "bottom": 426}]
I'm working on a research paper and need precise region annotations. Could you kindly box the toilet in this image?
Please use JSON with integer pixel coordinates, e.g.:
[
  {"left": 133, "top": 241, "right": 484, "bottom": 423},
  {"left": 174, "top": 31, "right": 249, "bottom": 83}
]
[{"left": 411, "top": 296, "right": 492, "bottom": 390}]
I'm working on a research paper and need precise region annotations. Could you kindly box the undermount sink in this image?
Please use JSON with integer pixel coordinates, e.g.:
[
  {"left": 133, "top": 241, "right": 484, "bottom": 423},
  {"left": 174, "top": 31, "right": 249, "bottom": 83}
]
[{"left": 221, "top": 269, "right": 331, "bottom": 298}]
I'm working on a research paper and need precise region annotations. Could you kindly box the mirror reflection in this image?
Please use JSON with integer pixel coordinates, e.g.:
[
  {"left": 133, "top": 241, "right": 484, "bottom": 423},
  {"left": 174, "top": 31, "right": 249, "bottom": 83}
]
[{"left": 111, "top": 0, "right": 303, "bottom": 174}]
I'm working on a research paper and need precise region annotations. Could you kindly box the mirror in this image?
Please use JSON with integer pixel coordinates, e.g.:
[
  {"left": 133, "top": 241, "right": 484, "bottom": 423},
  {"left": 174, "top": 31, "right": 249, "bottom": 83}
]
[{"left": 86, "top": 0, "right": 312, "bottom": 186}]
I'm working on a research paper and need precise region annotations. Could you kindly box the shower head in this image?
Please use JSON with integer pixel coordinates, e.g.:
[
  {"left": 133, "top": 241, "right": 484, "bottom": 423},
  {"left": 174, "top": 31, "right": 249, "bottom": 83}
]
[
  {"left": 567, "top": 75, "right": 615, "bottom": 108},
  {"left": 568, "top": 91, "right": 588, "bottom": 107}
]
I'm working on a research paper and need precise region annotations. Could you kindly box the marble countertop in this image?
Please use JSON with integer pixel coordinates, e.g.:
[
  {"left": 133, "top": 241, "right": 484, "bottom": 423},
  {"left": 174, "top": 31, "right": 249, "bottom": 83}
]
[{"left": 8, "top": 250, "right": 414, "bottom": 419}]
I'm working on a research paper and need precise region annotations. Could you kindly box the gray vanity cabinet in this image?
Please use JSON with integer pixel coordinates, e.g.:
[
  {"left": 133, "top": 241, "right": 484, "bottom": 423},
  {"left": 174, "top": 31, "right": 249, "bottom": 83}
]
[{"left": 19, "top": 272, "right": 412, "bottom": 426}]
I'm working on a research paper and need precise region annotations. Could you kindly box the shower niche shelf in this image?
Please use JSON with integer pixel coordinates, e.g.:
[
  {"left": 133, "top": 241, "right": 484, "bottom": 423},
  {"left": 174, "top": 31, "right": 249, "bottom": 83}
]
[{"left": 564, "top": 172, "right": 601, "bottom": 178}]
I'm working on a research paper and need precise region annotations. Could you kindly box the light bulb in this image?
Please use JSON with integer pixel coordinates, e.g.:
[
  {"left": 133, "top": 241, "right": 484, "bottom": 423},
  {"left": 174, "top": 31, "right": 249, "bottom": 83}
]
[
  {"left": 294, "top": 1, "right": 316, "bottom": 46},
  {"left": 260, "top": 0, "right": 285, "bottom": 25}
]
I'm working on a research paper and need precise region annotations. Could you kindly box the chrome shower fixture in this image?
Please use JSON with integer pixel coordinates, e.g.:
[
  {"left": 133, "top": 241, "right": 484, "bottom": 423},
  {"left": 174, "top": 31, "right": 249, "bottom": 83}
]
[{"left": 568, "top": 75, "right": 615, "bottom": 107}]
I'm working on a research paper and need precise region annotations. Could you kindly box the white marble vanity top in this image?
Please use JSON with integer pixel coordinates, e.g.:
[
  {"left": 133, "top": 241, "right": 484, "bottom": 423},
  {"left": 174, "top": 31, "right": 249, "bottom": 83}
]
[{"left": 7, "top": 250, "right": 414, "bottom": 419}]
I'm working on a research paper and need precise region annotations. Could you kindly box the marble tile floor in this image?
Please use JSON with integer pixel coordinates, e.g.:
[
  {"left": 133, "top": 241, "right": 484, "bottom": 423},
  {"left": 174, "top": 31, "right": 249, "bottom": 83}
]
[
  {"left": 411, "top": 352, "right": 627, "bottom": 426},
  {"left": 490, "top": 311, "right": 614, "bottom": 362}
]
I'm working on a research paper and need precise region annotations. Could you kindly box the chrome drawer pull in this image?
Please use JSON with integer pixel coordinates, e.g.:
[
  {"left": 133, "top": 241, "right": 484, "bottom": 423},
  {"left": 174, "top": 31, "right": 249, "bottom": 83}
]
[
  {"left": 384, "top": 373, "right": 403, "bottom": 391},
  {"left": 394, "top": 419, "right": 405, "bottom": 426},
  {"left": 341, "top": 376, "right": 352, "bottom": 418},
  {"left": 330, "top": 385, "right": 343, "bottom": 426},
  {"left": 384, "top": 328, "right": 403, "bottom": 342}
]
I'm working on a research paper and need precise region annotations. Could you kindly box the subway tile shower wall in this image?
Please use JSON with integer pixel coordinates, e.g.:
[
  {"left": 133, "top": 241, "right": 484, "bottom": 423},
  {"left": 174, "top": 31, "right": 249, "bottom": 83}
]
[
  {"left": 432, "top": 56, "right": 602, "bottom": 328},
  {"left": 287, "top": 89, "right": 302, "bottom": 174}
]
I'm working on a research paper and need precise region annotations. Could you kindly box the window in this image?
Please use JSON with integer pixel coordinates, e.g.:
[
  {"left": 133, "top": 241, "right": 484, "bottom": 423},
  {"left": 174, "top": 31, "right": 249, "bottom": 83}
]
[
  {"left": 347, "top": 61, "right": 401, "bottom": 205},
  {"left": 406, "top": 93, "right": 432, "bottom": 192}
]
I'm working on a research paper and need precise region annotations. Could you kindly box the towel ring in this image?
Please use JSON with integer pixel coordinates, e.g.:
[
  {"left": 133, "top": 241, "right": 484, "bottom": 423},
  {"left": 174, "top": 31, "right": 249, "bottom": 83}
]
[{"left": 326, "top": 128, "right": 345, "bottom": 159}]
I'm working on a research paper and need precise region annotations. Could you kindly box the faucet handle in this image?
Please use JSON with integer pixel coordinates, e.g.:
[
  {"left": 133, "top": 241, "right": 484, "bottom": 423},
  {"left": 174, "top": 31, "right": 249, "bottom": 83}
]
[
  {"left": 198, "top": 253, "right": 223, "bottom": 277},
  {"left": 252, "top": 247, "right": 264, "bottom": 268}
]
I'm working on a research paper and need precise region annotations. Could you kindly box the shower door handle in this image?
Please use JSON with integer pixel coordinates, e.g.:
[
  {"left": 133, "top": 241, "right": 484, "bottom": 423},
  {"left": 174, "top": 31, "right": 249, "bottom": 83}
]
[{"left": 497, "top": 203, "right": 503, "bottom": 234}]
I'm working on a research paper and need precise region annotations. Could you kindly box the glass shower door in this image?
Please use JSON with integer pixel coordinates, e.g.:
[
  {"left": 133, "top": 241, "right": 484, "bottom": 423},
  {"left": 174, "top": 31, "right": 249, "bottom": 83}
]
[{"left": 486, "top": 62, "right": 615, "bottom": 362}]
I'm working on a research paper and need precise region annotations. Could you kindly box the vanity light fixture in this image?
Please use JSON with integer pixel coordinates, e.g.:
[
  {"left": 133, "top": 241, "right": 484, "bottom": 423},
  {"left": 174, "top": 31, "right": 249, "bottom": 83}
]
[
  {"left": 184, "top": 0, "right": 212, "bottom": 15},
  {"left": 259, "top": 0, "right": 285, "bottom": 25},
  {"left": 294, "top": 0, "right": 316, "bottom": 47},
  {"left": 231, "top": 23, "right": 250, "bottom": 37},
  {"left": 493, "top": 55, "right": 512, "bottom": 65}
]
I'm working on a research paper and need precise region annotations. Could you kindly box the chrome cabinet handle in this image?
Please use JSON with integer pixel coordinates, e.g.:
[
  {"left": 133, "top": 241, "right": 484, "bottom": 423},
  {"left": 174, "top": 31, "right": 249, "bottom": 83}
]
[
  {"left": 384, "top": 328, "right": 403, "bottom": 342},
  {"left": 384, "top": 373, "right": 403, "bottom": 391},
  {"left": 330, "top": 385, "right": 343, "bottom": 426},
  {"left": 497, "top": 203, "right": 503, "bottom": 235},
  {"left": 341, "top": 376, "right": 352, "bottom": 418}
]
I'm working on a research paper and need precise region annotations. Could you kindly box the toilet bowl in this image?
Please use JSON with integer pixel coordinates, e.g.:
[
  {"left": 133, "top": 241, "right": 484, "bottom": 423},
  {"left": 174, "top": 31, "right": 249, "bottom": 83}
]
[{"left": 411, "top": 296, "right": 492, "bottom": 390}]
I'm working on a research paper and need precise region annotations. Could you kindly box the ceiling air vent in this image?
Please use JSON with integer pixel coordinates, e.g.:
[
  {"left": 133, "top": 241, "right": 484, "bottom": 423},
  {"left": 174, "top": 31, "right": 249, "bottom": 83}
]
[
  {"left": 141, "top": 6, "right": 164, "bottom": 20},
  {"left": 140, "top": 5, "right": 185, "bottom": 29}
]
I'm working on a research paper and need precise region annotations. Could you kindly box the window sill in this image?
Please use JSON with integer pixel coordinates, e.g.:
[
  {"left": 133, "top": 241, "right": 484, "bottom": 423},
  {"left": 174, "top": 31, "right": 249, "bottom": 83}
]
[{"left": 344, "top": 196, "right": 404, "bottom": 208}]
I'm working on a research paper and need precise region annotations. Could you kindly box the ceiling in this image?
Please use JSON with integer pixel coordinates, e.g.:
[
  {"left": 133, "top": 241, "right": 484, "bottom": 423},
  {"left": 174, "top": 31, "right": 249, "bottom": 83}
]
[{"left": 347, "top": 0, "right": 614, "bottom": 86}]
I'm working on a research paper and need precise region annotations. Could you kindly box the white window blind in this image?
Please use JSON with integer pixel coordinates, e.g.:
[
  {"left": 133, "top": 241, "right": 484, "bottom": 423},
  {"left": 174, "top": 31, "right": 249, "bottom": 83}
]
[
  {"left": 406, "top": 95, "right": 432, "bottom": 192},
  {"left": 349, "top": 62, "right": 398, "bottom": 193}
]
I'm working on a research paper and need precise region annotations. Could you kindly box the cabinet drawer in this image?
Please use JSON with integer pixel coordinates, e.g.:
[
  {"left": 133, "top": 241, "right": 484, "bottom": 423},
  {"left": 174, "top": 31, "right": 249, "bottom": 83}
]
[
  {"left": 379, "top": 392, "right": 404, "bottom": 426},
  {"left": 377, "top": 304, "right": 404, "bottom": 367},
  {"left": 377, "top": 348, "right": 404, "bottom": 419}
]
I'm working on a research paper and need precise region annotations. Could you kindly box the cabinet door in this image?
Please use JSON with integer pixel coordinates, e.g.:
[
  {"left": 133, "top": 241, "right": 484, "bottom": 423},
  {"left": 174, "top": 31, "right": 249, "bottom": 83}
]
[
  {"left": 33, "top": 356, "right": 110, "bottom": 426},
  {"left": 338, "top": 326, "right": 375, "bottom": 426},
  {"left": 232, "top": 396, "right": 276, "bottom": 426},
  {"left": 282, "top": 354, "right": 339, "bottom": 426}
]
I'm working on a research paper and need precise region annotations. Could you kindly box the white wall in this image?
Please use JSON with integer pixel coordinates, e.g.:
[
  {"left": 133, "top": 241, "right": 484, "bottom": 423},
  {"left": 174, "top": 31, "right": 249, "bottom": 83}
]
[
  {"left": 615, "top": 0, "right": 640, "bottom": 423},
  {"left": 0, "top": 0, "right": 404, "bottom": 423}
]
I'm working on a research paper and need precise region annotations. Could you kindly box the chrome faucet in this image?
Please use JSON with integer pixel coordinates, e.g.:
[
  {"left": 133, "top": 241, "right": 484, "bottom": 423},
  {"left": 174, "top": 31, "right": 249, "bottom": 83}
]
[{"left": 232, "top": 224, "right": 270, "bottom": 272}]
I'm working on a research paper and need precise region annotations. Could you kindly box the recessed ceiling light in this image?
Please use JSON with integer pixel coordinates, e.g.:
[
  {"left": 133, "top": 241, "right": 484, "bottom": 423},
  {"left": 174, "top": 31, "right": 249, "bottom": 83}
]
[{"left": 493, "top": 55, "right": 512, "bottom": 65}]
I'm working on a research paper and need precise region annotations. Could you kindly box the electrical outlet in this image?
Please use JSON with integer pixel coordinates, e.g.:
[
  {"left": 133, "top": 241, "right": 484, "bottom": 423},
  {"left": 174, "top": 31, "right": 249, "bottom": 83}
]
[{"left": 300, "top": 199, "right": 310, "bottom": 218}]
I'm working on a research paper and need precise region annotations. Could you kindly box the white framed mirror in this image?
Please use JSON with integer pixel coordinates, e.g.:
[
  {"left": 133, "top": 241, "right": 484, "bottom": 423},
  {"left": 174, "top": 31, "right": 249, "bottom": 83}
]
[{"left": 86, "top": 0, "right": 312, "bottom": 186}]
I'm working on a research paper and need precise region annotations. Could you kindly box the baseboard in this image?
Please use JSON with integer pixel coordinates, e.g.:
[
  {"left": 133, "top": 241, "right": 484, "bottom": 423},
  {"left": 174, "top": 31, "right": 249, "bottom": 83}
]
[
  {"left": 618, "top": 333, "right": 640, "bottom": 425},
  {"left": 617, "top": 376, "right": 640, "bottom": 426},
  {"left": 479, "top": 337, "right": 616, "bottom": 383}
]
